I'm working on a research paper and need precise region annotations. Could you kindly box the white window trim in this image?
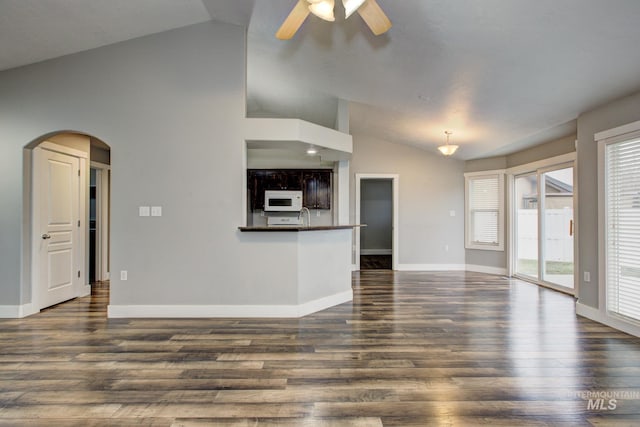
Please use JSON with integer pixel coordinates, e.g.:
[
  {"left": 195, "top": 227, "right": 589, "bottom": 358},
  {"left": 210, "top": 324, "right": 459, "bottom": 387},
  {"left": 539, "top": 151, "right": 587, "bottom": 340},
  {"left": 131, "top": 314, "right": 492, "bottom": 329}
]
[
  {"left": 464, "top": 170, "right": 505, "bottom": 251},
  {"left": 594, "top": 120, "right": 640, "bottom": 337}
]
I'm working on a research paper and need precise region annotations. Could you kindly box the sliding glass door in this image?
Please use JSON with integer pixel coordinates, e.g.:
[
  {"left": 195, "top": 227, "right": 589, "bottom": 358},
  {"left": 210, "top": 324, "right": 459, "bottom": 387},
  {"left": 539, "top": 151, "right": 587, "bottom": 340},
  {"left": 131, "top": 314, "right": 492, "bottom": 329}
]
[
  {"left": 514, "top": 164, "right": 575, "bottom": 292},
  {"left": 541, "top": 167, "right": 574, "bottom": 288}
]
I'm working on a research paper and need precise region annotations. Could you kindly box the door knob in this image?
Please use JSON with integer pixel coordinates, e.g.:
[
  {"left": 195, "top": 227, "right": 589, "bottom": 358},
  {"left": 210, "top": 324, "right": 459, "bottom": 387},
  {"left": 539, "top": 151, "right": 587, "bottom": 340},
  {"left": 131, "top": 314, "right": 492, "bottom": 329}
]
[{"left": 42, "top": 233, "right": 51, "bottom": 240}]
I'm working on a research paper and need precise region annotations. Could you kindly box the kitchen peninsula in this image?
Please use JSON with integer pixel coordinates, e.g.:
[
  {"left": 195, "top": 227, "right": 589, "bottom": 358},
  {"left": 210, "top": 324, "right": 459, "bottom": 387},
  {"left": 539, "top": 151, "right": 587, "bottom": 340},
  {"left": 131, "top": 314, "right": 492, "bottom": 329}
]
[{"left": 238, "top": 225, "right": 361, "bottom": 317}]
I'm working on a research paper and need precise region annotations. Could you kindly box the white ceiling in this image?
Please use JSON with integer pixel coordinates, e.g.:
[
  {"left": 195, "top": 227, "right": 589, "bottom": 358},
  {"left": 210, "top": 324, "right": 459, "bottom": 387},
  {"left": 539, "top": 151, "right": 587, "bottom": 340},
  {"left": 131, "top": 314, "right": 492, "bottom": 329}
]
[{"left": 2, "top": 0, "right": 640, "bottom": 159}]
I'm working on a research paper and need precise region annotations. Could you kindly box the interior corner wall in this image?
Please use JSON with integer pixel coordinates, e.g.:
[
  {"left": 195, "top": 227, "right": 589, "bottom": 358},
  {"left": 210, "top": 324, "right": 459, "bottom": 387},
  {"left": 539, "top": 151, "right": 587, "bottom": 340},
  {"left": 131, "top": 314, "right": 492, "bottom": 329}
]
[
  {"left": 576, "top": 90, "right": 640, "bottom": 309},
  {"left": 350, "top": 135, "right": 465, "bottom": 267},
  {"left": 463, "top": 134, "right": 578, "bottom": 272},
  {"left": 0, "top": 20, "right": 298, "bottom": 310}
]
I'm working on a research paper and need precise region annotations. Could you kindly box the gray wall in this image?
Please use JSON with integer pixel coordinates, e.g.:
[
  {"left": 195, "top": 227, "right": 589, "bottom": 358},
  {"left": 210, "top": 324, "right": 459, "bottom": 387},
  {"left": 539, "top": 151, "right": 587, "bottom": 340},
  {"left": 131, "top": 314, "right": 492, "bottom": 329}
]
[
  {"left": 576, "top": 91, "right": 640, "bottom": 309},
  {"left": 350, "top": 135, "right": 466, "bottom": 266},
  {"left": 507, "top": 135, "right": 576, "bottom": 168},
  {"left": 360, "top": 179, "right": 392, "bottom": 252},
  {"left": 0, "top": 21, "right": 304, "bottom": 308}
]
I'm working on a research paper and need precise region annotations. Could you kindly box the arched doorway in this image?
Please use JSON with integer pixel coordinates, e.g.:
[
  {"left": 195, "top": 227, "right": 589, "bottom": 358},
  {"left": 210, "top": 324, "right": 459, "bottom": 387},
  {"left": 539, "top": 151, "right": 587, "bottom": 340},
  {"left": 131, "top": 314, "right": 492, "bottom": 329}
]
[{"left": 25, "top": 132, "right": 111, "bottom": 312}]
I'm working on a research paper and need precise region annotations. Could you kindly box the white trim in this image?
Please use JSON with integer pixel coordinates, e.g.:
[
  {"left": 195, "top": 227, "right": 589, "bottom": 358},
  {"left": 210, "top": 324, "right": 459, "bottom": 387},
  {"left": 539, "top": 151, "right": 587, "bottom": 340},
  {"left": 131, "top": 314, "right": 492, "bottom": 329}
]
[
  {"left": 464, "top": 169, "right": 506, "bottom": 177},
  {"left": 597, "top": 131, "right": 607, "bottom": 330},
  {"left": 38, "top": 141, "right": 88, "bottom": 159},
  {"left": 594, "top": 120, "right": 640, "bottom": 338},
  {"left": 594, "top": 119, "right": 640, "bottom": 141},
  {"left": 514, "top": 274, "right": 575, "bottom": 296},
  {"left": 81, "top": 285, "right": 91, "bottom": 297},
  {"left": 0, "top": 303, "right": 38, "bottom": 318},
  {"left": 351, "top": 263, "right": 358, "bottom": 271},
  {"left": 506, "top": 173, "right": 515, "bottom": 277},
  {"left": 359, "top": 263, "right": 507, "bottom": 275},
  {"left": 466, "top": 264, "right": 508, "bottom": 276},
  {"left": 107, "top": 290, "right": 353, "bottom": 318},
  {"left": 90, "top": 161, "right": 110, "bottom": 170},
  {"left": 397, "top": 264, "right": 467, "bottom": 271},
  {"left": 91, "top": 162, "right": 110, "bottom": 282},
  {"left": 360, "top": 249, "right": 392, "bottom": 255},
  {"left": 355, "top": 174, "right": 399, "bottom": 271},
  {"left": 576, "top": 302, "right": 640, "bottom": 338}
]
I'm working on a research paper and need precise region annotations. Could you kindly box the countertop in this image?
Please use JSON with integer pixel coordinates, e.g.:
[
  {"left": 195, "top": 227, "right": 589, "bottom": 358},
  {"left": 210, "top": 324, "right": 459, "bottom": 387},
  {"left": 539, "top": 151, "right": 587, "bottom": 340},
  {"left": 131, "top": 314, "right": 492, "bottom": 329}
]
[{"left": 238, "top": 225, "right": 364, "bottom": 232}]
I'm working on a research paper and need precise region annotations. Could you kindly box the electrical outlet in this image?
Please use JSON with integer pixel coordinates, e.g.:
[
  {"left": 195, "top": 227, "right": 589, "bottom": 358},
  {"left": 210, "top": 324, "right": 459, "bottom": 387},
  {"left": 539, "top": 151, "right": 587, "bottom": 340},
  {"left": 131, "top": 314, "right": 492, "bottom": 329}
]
[
  {"left": 584, "top": 271, "right": 591, "bottom": 282},
  {"left": 120, "top": 270, "right": 128, "bottom": 281},
  {"left": 316, "top": 210, "right": 320, "bottom": 217},
  {"left": 151, "top": 206, "right": 162, "bottom": 217},
  {"left": 445, "top": 245, "right": 449, "bottom": 252},
  {"left": 139, "top": 206, "right": 150, "bottom": 217},
  {"left": 449, "top": 210, "right": 456, "bottom": 217}
]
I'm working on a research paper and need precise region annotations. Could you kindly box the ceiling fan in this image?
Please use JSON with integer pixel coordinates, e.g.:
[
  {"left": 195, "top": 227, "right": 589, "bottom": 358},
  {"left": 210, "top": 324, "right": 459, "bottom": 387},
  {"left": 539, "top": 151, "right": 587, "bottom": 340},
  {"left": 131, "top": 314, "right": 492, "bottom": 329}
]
[{"left": 276, "top": 0, "right": 392, "bottom": 40}]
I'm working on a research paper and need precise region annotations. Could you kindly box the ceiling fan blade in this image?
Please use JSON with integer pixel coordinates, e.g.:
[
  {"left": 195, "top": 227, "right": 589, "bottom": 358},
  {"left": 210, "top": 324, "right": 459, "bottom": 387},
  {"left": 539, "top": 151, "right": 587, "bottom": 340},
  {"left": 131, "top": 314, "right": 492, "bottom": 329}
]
[
  {"left": 357, "top": 0, "right": 392, "bottom": 36},
  {"left": 276, "top": 0, "right": 311, "bottom": 40}
]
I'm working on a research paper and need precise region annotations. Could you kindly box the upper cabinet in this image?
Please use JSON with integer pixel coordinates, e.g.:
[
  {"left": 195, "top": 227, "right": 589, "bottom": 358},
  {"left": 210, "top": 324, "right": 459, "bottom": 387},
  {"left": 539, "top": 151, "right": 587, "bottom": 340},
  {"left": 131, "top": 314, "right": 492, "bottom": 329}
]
[
  {"left": 302, "top": 170, "right": 331, "bottom": 210},
  {"left": 248, "top": 169, "right": 331, "bottom": 211}
]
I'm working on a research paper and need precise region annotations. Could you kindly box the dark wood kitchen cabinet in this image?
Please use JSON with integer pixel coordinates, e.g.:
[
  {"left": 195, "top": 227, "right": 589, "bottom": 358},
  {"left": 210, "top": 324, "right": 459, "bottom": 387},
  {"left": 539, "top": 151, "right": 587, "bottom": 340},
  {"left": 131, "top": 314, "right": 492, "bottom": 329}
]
[
  {"left": 302, "top": 170, "right": 331, "bottom": 209},
  {"left": 247, "top": 169, "right": 331, "bottom": 211}
]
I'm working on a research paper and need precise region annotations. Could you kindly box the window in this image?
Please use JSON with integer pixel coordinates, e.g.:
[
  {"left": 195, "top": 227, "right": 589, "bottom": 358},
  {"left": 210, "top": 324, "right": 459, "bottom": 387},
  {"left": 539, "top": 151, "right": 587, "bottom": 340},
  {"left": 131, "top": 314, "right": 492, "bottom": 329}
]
[
  {"left": 604, "top": 133, "right": 640, "bottom": 322},
  {"left": 465, "top": 171, "right": 505, "bottom": 251}
]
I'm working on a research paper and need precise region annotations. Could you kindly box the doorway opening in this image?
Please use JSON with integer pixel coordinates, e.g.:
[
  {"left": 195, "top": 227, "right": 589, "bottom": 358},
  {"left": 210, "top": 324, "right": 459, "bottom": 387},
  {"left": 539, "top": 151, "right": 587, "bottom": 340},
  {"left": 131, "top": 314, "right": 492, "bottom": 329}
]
[
  {"left": 25, "top": 132, "right": 111, "bottom": 313},
  {"left": 355, "top": 174, "right": 399, "bottom": 271},
  {"left": 90, "top": 156, "right": 111, "bottom": 284}
]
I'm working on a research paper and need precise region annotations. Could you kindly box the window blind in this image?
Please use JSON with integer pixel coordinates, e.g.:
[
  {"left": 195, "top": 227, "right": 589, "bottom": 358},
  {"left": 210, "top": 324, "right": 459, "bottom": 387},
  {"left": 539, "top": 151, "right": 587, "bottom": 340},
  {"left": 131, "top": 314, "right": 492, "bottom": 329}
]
[
  {"left": 469, "top": 176, "right": 499, "bottom": 245},
  {"left": 606, "top": 137, "right": 640, "bottom": 322}
]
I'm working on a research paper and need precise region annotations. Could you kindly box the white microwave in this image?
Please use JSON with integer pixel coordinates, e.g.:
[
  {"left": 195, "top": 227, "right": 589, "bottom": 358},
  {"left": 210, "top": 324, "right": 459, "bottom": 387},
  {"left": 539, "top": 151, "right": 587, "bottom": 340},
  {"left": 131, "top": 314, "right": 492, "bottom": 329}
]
[{"left": 264, "top": 190, "right": 303, "bottom": 211}]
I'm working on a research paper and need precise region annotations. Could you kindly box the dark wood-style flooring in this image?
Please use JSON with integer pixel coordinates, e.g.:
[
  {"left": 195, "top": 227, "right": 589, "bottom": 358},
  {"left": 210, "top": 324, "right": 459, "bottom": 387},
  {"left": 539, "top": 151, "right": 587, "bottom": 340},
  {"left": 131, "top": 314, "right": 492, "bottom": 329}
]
[
  {"left": 2, "top": 272, "right": 640, "bottom": 426},
  {"left": 360, "top": 255, "right": 392, "bottom": 270}
]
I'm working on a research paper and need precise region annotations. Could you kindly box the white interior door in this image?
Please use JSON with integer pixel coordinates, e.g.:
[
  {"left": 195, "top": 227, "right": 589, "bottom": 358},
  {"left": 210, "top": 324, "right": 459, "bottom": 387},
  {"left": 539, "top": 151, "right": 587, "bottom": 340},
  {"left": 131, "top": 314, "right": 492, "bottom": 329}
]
[{"left": 33, "top": 146, "right": 83, "bottom": 309}]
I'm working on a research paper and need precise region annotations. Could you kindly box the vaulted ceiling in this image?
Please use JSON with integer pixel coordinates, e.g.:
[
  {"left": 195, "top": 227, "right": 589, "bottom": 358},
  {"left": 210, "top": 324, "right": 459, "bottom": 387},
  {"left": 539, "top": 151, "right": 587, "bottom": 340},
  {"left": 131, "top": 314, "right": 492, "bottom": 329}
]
[{"left": 2, "top": 0, "right": 640, "bottom": 159}]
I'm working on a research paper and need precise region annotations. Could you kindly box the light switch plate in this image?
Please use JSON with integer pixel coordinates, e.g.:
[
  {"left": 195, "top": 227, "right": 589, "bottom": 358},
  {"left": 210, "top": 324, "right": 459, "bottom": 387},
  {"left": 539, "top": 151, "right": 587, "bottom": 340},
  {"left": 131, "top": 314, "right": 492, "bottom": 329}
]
[
  {"left": 139, "top": 206, "right": 150, "bottom": 217},
  {"left": 151, "top": 206, "right": 162, "bottom": 217}
]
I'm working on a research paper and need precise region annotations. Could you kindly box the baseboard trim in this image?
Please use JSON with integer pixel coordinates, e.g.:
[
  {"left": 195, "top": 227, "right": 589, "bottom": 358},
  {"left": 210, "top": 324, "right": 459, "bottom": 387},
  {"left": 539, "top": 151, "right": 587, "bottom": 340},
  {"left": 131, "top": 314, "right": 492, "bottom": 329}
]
[
  {"left": 576, "top": 302, "right": 640, "bottom": 338},
  {"left": 465, "top": 264, "right": 508, "bottom": 276},
  {"left": 397, "top": 264, "right": 467, "bottom": 271},
  {"left": 108, "top": 290, "right": 353, "bottom": 319},
  {"left": 360, "top": 249, "right": 392, "bottom": 255},
  {"left": 0, "top": 303, "right": 38, "bottom": 318},
  {"left": 297, "top": 290, "right": 353, "bottom": 317}
]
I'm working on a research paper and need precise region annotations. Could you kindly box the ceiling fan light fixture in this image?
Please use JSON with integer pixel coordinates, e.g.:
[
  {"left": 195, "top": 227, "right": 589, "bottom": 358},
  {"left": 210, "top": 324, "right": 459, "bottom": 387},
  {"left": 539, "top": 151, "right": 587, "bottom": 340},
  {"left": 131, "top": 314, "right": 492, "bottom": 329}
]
[
  {"left": 343, "top": 0, "right": 366, "bottom": 18},
  {"left": 308, "top": 0, "right": 335, "bottom": 22},
  {"left": 438, "top": 131, "right": 459, "bottom": 156}
]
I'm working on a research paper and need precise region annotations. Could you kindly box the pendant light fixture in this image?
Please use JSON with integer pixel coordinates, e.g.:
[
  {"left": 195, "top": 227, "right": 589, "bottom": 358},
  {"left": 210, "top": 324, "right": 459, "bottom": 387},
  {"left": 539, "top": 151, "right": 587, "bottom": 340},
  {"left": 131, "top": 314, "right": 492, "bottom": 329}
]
[
  {"left": 438, "top": 131, "right": 459, "bottom": 156},
  {"left": 308, "top": 0, "right": 335, "bottom": 21}
]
